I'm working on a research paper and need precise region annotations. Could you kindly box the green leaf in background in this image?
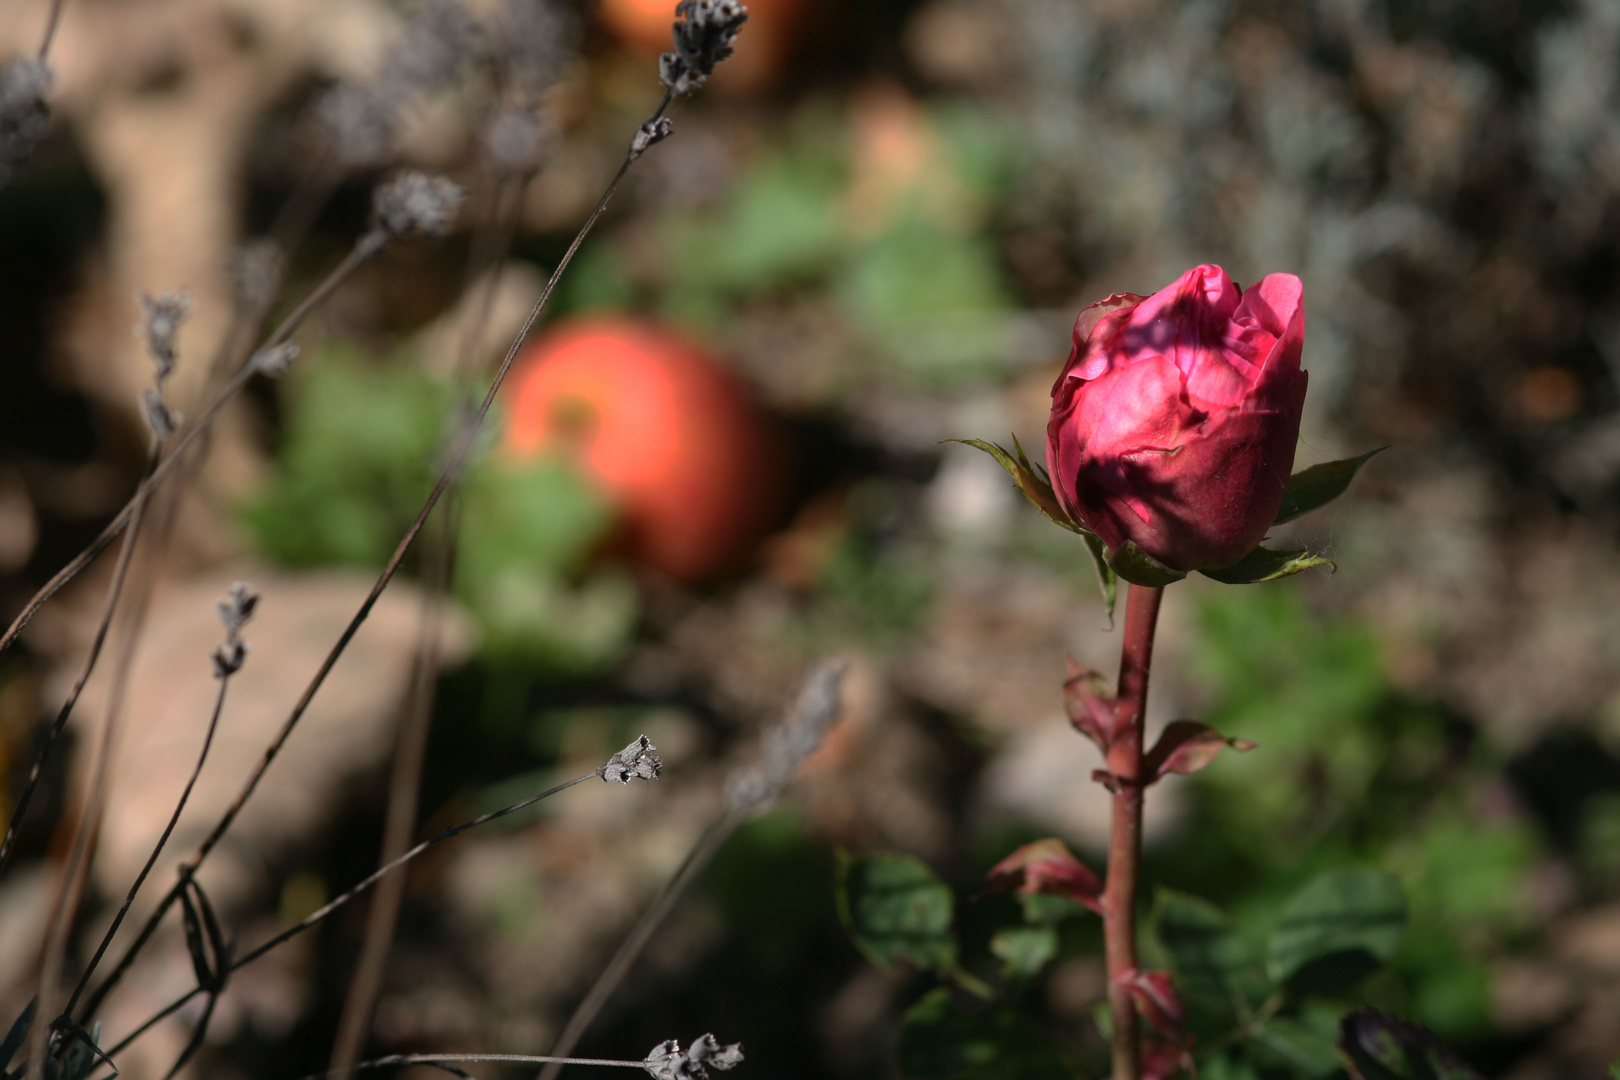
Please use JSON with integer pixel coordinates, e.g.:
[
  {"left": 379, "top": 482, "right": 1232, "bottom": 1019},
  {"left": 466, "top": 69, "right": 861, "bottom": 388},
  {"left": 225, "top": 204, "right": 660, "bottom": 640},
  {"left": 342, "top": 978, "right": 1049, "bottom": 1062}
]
[
  {"left": 1199, "top": 1052, "right": 1263, "bottom": 1080},
  {"left": 1337, "top": 1009, "right": 1486, "bottom": 1080},
  {"left": 989, "top": 926, "right": 1058, "bottom": 980},
  {"left": 659, "top": 124, "right": 847, "bottom": 321},
  {"left": 1153, "top": 891, "right": 1249, "bottom": 1025},
  {"left": 1273, "top": 448, "right": 1386, "bottom": 525},
  {"left": 836, "top": 852, "right": 957, "bottom": 974},
  {"left": 457, "top": 457, "right": 615, "bottom": 582},
  {"left": 700, "top": 157, "right": 845, "bottom": 290},
  {"left": 244, "top": 352, "right": 448, "bottom": 568},
  {"left": 843, "top": 214, "right": 1013, "bottom": 384},
  {"left": 1200, "top": 546, "right": 1334, "bottom": 585},
  {"left": 1267, "top": 869, "right": 1407, "bottom": 992},
  {"left": 1247, "top": 1008, "right": 1344, "bottom": 1079},
  {"left": 898, "top": 989, "right": 1073, "bottom": 1080}
]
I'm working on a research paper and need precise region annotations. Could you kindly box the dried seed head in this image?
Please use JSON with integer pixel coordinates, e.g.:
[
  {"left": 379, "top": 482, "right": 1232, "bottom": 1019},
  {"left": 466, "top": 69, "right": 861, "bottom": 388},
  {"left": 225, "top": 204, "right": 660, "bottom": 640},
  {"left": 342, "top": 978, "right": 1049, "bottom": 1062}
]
[
  {"left": 373, "top": 170, "right": 464, "bottom": 238},
  {"left": 210, "top": 639, "right": 249, "bottom": 679},
  {"left": 601, "top": 735, "right": 663, "bottom": 784},
  {"left": 629, "top": 117, "right": 674, "bottom": 161},
  {"left": 0, "top": 58, "right": 51, "bottom": 189},
  {"left": 380, "top": 0, "right": 481, "bottom": 94},
  {"left": 317, "top": 82, "right": 399, "bottom": 168},
  {"left": 141, "top": 389, "right": 182, "bottom": 440},
  {"left": 499, "top": 0, "right": 578, "bottom": 94},
  {"left": 725, "top": 660, "right": 846, "bottom": 814},
  {"left": 211, "top": 582, "right": 259, "bottom": 678},
  {"left": 320, "top": 0, "right": 480, "bottom": 168},
  {"left": 482, "top": 108, "right": 552, "bottom": 177},
  {"left": 138, "top": 290, "right": 192, "bottom": 381},
  {"left": 216, "top": 582, "right": 259, "bottom": 635},
  {"left": 686, "top": 1035, "right": 745, "bottom": 1072},
  {"left": 642, "top": 1034, "right": 744, "bottom": 1080},
  {"left": 252, "top": 342, "right": 299, "bottom": 379},
  {"left": 232, "top": 242, "right": 284, "bottom": 309},
  {"left": 660, "top": 1, "right": 748, "bottom": 96}
]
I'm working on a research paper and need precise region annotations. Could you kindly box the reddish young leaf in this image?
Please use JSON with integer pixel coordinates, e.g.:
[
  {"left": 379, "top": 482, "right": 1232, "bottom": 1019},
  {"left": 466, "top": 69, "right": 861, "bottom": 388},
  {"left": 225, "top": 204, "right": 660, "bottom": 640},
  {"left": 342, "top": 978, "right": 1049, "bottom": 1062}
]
[
  {"left": 1144, "top": 720, "right": 1256, "bottom": 783},
  {"left": 1116, "top": 969, "right": 1194, "bottom": 1079},
  {"left": 1120, "top": 968, "right": 1187, "bottom": 1034},
  {"left": 1141, "top": 1027, "right": 1196, "bottom": 1080},
  {"left": 1064, "top": 658, "right": 1118, "bottom": 751},
  {"left": 980, "top": 838, "right": 1104, "bottom": 915}
]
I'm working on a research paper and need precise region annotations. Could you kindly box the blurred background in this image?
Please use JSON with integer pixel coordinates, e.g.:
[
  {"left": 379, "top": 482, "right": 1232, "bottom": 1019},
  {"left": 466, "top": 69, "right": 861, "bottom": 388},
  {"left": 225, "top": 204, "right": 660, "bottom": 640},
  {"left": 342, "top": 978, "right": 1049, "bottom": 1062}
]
[{"left": 1, "top": 0, "right": 1619, "bottom": 1077}]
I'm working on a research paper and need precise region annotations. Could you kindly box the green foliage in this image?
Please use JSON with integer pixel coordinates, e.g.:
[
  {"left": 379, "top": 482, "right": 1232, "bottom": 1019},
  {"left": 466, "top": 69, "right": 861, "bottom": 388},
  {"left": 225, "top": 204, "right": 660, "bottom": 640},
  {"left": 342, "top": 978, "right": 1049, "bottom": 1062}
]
[
  {"left": 1246, "top": 1006, "right": 1344, "bottom": 1078},
  {"left": 243, "top": 347, "right": 633, "bottom": 673},
  {"left": 816, "top": 532, "right": 933, "bottom": 646},
  {"left": 1273, "top": 450, "right": 1386, "bottom": 526},
  {"left": 1166, "top": 588, "right": 1540, "bottom": 1044},
  {"left": 898, "top": 989, "right": 1074, "bottom": 1080},
  {"left": 244, "top": 350, "right": 447, "bottom": 568},
  {"left": 989, "top": 926, "right": 1059, "bottom": 980},
  {"left": 837, "top": 843, "right": 1429, "bottom": 1080},
  {"left": 564, "top": 98, "right": 1025, "bottom": 387},
  {"left": 1200, "top": 545, "right": 1334, "bottom": 585},
  {"left": 1266, "top": 870, "right": 1407, "bottom": 993},
  {"left": 1154, "top": 890, "right": 1251, "bottom": 1029},
  {"left": 848, "top": 590, "right": 1532, "bottom": 1078},
  {"left": 841, "top": 214, "right": 1013, "bottom": 382},
  {"left": 455, "top": 457, "right": 633, "bottom": 670},
  {"left": 1107, "top": 540, "right": 1188, "bottom": 587},
  {"left": 836, "top": 851, "right": 958, "bottom": 974}
]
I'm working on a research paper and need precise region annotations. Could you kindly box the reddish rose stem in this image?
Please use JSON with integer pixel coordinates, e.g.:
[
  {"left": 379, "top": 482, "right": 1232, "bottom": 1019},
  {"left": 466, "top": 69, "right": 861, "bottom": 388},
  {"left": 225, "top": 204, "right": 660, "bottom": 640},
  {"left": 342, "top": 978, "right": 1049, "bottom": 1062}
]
[{"left": 1103, "top": 583, "right": 1164, "bottom": 1080}]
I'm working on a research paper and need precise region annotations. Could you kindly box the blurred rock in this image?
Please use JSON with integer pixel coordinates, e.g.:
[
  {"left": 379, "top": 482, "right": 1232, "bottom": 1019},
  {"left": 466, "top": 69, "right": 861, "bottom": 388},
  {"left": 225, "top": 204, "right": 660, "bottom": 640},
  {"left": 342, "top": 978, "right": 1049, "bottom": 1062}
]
[
  {"left": 413, "top": 259, "right": 547, "bottom": 378},
  {"left": 904, "top": 0, "right": 1017, "bottom": 89},
  {"left": 976, "top": 718, "right": 1184, "bottom": 851},
  {"left": 60, "top": 566, "right": 470, "bottom": 907}
]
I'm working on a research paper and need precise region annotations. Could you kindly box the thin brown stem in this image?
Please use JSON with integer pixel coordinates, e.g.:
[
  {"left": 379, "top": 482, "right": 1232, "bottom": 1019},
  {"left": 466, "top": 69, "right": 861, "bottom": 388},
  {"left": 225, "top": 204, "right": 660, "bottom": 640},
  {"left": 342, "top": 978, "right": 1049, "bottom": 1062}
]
[
  {"left": 91, "top": 93, "right": 675, "bottom": 1063},
  {"left": 327, "top": 500, "right": 456, "bottom": 1079},
  {"left": 64, "top": 669, "right": 232, "bottom": 1019},
  {"left": 36, "top": 0, "right": 68, "bottom": 59},
  {"left": 0, "top": 230, "right": 383, "bottom": 665},
  {"left": 1102, "top": 583, "right": 1164, "bottom": 1080},
  {"left": 306, "top": 1052, "right": 645, "bottom": 1079},
  {"left": 328, "top": 163, "right": 522, "bottom": 1075},
  {"left": 537, "top": 814, "right": 740, "bottom": 1080},
  {"left": 99, "top": 771, "right": 599, "bottom": 1062},
  {"left": 0, "top": 447, "right": 157, "bottom": 880},
  {"left": 29, "top": 448, "right": 165, "bottom": 1079}
]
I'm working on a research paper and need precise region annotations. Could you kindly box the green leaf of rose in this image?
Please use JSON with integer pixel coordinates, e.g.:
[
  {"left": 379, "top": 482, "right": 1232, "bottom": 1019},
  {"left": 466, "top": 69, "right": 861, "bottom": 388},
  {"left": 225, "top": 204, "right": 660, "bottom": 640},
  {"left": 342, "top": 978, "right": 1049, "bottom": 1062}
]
[{"left": 1273, "top": 448, "right": 1386, "bottom": 525}]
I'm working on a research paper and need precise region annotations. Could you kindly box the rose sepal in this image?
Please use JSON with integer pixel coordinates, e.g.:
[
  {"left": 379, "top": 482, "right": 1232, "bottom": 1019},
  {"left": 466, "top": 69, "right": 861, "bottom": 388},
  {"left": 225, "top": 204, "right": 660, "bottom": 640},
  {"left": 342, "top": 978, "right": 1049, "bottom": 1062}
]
[
  {"left": 1273, "top": 447, "right": 1387, "bottom": 525},
  {"left": 944, "top": 437, "right": 1081, "bottom": 533},
  {"left": 1199, "top": 545, "right": 1334, "bottom": 584},
  {"left": 1107, "top": 541, "right": 1188, "bottom": 587},
  {"left": 946, "top": 436, "right": 1118, "bottom": 617}
]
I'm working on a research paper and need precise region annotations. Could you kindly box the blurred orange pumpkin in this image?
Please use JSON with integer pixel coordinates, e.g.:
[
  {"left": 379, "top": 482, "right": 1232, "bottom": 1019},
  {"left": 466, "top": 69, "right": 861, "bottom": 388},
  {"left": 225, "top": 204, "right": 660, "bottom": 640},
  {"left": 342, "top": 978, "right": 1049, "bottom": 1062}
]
[
  {"left": 599, "top": 0, "right": 809, "bottom": 93},
  {"left": 503, "top": 318, "right": 784, "bottom": 582}
]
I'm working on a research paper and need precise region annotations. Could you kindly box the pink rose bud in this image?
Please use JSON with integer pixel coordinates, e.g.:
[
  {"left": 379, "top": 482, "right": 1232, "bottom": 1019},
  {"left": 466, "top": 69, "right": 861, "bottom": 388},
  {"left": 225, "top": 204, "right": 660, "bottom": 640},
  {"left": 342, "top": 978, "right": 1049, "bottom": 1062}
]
[{"left": 1046, "top": 264, "right": 1308, "bottom": 573}]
